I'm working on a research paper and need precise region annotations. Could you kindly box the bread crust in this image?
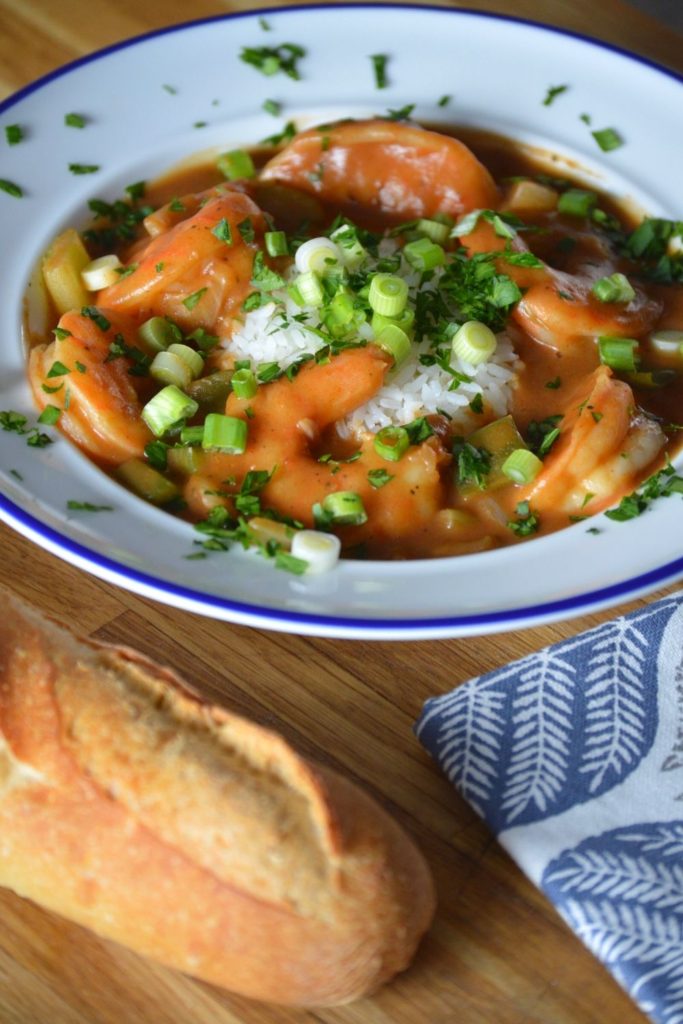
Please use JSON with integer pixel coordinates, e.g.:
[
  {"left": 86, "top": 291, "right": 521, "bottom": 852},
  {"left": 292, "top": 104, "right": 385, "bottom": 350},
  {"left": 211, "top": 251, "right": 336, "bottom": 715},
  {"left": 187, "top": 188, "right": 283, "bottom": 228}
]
[{"left": 0, "top": 587, "right": 435, "bottom": 1005}]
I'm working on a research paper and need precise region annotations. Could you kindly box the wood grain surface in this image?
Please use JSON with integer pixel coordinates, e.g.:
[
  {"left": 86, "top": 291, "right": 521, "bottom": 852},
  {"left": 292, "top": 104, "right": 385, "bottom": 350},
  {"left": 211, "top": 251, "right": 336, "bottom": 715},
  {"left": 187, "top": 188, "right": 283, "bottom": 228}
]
[{"left": 0, "top": 2, "right": 681, "bottom": 1022}]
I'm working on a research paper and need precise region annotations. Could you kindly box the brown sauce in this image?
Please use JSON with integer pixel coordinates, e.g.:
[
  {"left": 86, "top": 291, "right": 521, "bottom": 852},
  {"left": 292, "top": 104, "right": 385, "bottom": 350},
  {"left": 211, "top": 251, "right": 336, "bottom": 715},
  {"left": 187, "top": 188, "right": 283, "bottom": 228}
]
[{"left": 29, "top": 122, "right": 683, "bottom": 561}]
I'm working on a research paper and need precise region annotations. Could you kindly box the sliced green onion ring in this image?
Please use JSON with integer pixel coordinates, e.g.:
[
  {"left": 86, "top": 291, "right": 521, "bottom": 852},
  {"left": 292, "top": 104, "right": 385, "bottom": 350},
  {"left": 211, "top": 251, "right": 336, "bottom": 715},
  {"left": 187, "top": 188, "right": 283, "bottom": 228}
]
[
  {"left": 295, "top": 270, "right": 325, "bottom": 307},
  {"left": 138, "top": 316, "right": 180, "bottom": 352},
  {"left": 371, "top": 307, "right": 415, "bottom": 336},
  {"left": 598, "top": 336, "right": 639, "bottom": 372},
  {"left": 451, "top": 320, "right": 497, "bottom": 366},
  {"left": 402, "top": 237, "right": 446, "bottom": 271},
  {"left": 150, "top": 351, "right": 193, "bottom": 389},
  {"left": 321, "top": 490, "right": 368, "bottom": 525},
  {"left": 217, "top": 149, "right": 255, "bottom": 180},
  {"left": 232, "top": 367, "right": 258, "bottom": 399},
  {"left": 416, "top": 218, "right": 451, "bottom": 244},
  {"left": 591, "top": 273, "right": 636, "bottom": 304},
  {"left": 142, "top": 385, "right": 199, "bottom": 437},
  {"left": 167, "top": 343, "right": 204, "bottom": 379},
  {"left": 295, "top": 237, "right": 341, "bottom": 275},
  {"left": 368, "top": 274, "right": 409, "bottom": 317},
  {"left": 373, "top": 425, "right": 410, "bottom": 462},
  {"left": 202, "top": 413, "right": 248, "bottom": 453},
  {"left": 265, "top": 230, "right": 288, "bottom": 257},
  {"left": 649, "top": 329, "right": 683, "bottom": 355},
  {"left": 501, "top": 448, "right": 543, "bottom": 484},
  {"left": 375, "top": 323, "right": 411, "bottom": 366}
]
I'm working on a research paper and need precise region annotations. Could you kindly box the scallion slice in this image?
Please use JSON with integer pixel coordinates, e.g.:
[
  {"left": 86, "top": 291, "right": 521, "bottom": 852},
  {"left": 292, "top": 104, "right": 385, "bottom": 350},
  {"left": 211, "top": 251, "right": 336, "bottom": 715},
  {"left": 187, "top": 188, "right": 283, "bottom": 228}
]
[
  {"left": 150, "top": 351, "right": 193, "bottom": 389},
  {"left": 375, "top": 323, "right": 411, "bottom": 366},
  {"left": 501, "top": 448, "right": 543, "bottom": 484},
  {"left": 290, "top": 529, "right": 340, "bottom": 573},
  {"left": 141, "top": 385, "right": 199, "bottom": 437},
  {"left": 232, "top": 367, "right": 258, "bottom": 399},
  {"left": 649, "top": 329, "right": 683, "bottom": 355},
  {"left": 138, "top": 316, "right": 180, "bottom": 352},
  {"left": 217, "top": 149, "right": 255, "bottom": 180},
  {"left": 265, "top": 230, "right": 288, "bottom": 257},
  {"left": 598, "top": 336, "right": 639, "bottom": 372},
  {"left": 402, "top": 237, "right": 446, "bottom": 271},
  {"left": 591, "top": 273, "right": 636, "bottom": 304},
  {"left": 416, "top": 218, "right": 451, "bottom": 244},
  {"left": 451, "top": 320, "right": 497, "bottom": 366},
  {"left": 294, "top": 236, "right": 341, "bottom": 275},
  {"left": 557, "top": 188, "right": 598, "bottom": 217},
  {"left": 116, "top": 459, "right": 179, "bottom": 504},
  {"left": 201, "top": 413, "right": 247, "bottom": 453},
  {"left": 371, "top": 307, "right": 415, "bottom": 337},
  {"left": 295, "top": 271, "right": 325, "bottom": 307},
  {"left": 321, "top": 490, "right": 368, "bottom": 525},
  {"left": 373, "top": 425, "right": 410, "bottom": 462},
  {"left": 167, "top": 343, "right": 204, "bottom": 379},
  {"left": 180, "top": 425, "right": 205, "bottom": 445},
  {"left": 368, "top": 274, "right": 409, "bottom": 317}
]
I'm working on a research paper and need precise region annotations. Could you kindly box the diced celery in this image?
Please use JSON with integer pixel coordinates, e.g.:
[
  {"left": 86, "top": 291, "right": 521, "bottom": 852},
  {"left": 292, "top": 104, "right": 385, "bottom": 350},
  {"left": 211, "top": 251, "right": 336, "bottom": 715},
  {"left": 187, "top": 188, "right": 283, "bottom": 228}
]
[
  {"left": 462, "top": 414, "right": 528, "bottom": 494},
  {"left": 42, "top": 228, "right": 91, "bottom": 315},
  {"left": 116, "top": 458, "right": 179, "bottom": 504}
]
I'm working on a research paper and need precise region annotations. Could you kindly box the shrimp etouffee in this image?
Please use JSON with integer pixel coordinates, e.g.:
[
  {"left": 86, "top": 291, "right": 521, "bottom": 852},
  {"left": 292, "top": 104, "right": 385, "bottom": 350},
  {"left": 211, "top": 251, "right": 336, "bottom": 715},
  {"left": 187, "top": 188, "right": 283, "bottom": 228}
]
[{"left": 29, "top": 118, "right": 683, "bottom": 570}]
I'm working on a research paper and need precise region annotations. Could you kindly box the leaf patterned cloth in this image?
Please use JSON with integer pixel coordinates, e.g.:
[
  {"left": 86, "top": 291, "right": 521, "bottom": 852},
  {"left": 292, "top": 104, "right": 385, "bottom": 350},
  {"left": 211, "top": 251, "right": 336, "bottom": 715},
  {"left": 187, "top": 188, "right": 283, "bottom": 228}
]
[{"left": 415, "top": 593, "right": 683, "bottom": 1024}]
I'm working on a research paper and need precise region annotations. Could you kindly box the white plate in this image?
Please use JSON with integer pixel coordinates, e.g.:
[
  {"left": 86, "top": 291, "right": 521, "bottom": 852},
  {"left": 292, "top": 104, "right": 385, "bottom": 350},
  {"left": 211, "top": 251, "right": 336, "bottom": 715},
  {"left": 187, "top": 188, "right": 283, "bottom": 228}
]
[{"left": 1, "top": 5, "right": 682, "bottom": 640}]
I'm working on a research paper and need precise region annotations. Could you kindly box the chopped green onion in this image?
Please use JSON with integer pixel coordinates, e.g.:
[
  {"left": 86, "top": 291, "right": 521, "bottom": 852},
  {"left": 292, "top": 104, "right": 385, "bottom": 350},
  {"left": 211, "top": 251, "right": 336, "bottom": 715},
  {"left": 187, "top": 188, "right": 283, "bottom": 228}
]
[
  {"left": 5, "top": 124, "right": 23, "bottom": 145},
  {"left": 168, "top": 343, "right": 204, "bottom": 379},
  {"left": 373, "top": 425, "right": 410, "bottom": 462},
  {"left": 371, "top": 307, "right": 415, "bottom": 336},
  {"left": 591, "top": 272, "right": 636, "bottom": 303},
  {"left": 290, "top": 529, "right": 340, "bottom": 573},
  {"left": 180, "top": 425, "right": 205, "bottom": 445},
  {"left": 321, "top": 490, "right": 368, "bottom": 525},
  {"left": 142, "top": 385, "right": 199, "bottom": 437},
  {"left": 370, "top": 53, "right": 389, "bottom": 89},
  {"left": 592, "top": 127, "right": 623, "bottom": 152},
  {"left": 265, "top": 230, "right": 288, "bottom": 257},
  {"left": 598, "top": 336, "right": 639, "bottom": 372},
  {"left": 232, "top": 367, "right": 258, "bottom": 399},
  {"left": 116, "top": 458, "right": 179, "bottom": 504},
  {"left": 501, "top": 448, "right": 543, "bottom": 484},
  {"left": 649, "top": 329, "right": 683, "bottom": 355},
  {"left": 368, "top": 274, "right": 408, "bottom": 317},
  {"left": 0, "top": 179, "right": 23, "bottom": 198},
  {"left": 295, "top": 271, "right": 325, "bottom": 307},
  {"left": 217, "top": 149, "right": 255, "bottom": 180},
  {"left": 416, "top": 218, "right": 451, "bottom": 244},
  {"left": 295, "top": 236, "right": 341, "bottom": 275},
  {"left": 375, "top": 323, "right": 411, "bottom": 366},
  {"left": 451, "top": 320, "right": 497, "bottom": 366},
  {"left": 138, "top": 316, "right": 179, "bottom": 352},
  {"left": 557, "top": 188, "right": 598, "bottom": 217},
  {"left": 403, "top": 237, "right": 446, "bottom": 271},
  {"left": 202, "top": 413, "right": 247, "bottom": 453},
  {"left": 150, "top": 350, "right": 193, "bottom": 389}
]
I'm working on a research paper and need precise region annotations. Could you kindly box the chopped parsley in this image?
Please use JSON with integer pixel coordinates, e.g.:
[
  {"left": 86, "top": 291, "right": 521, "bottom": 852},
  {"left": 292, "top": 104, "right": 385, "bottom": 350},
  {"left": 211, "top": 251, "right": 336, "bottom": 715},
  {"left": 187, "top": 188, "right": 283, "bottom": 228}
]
[
  {"left": 508, "top": 500, "right": 540, "bottom": 536},
  {"left": 368, "top": 468, "right": 394, "bottom": 489},
  {"left": 81, "top": 306, "right": 111, "bottom": 332},
  {"left": 68, "top": 163, "right": 100, "bottom": 175},
  {"left": 212, "top": 218, "right": 233, "bottom": 244},
  {"left": 453, "top": 440, "right": 491, "bottom": 489},
  {"left": 5, "top": 124, "right": 23, "bottom": 145},
  {"left": 592, "top": 127, "right": 623, "bottom": 152},
  {"left": 263, "top": 98, "right": 282, "bottom": 116},
  {"left": 182, "top": 287, "right": 208, "bottom": 311},
  {"left": 545, "top": 376, "right": 562, "bottom": 389},
  {"left": 469, "top": 393, "right": 484, "bottom": 414},
  {"left": 605, "top": 463, "right": 683, "bottom": 521},
  {"left": 438, "top": 94, "right": 451, "bottom": 107},
  {"left": 0, "top": 179, "right": 23, "bottom": 198},
  {"left": 542, "top": 84, "right": 568, "bottom": 106},
  {"left": 145, "top": 440, "right": 169, "bottom": 471},
  {"left": 237, "top": 218, "right": 255, "bottom": 243},
  {"left": 251, "top": 251, "right": 286, "bottom": 291},
  {"left": 260, "top": 120, "right": 297, "bottom": 147},
  {"left": 370, "top": 53, "right": 389, "bottom": 89},
  {"left": 47, "top": 360, "right": 70, "bottom": 378},
  {"left": 240, "top": 42, "right": 306, "bottom": 80},
  {"left": 162, "top": 84, "right": 178, "bottom": 94},
  {"left": 404, "top": 416, "right": 434, "bottom": 445},
  {"left": 66, "top": 500, "right": 113, "bottom": 512},
  {"left": 64, "top": 112, "right": 86, "bottom": 128},
  {"left": 0, "top": 410, "right": 28, "bottom": 433},
  {"left": 384, "top": 104, "right": 415, "bottom": 122},
  {"left": 38, "top": 405, "right": 61, "bottom": 426},
  {"left": 527, "top": 415, "right": 562, "bottom": 456}
]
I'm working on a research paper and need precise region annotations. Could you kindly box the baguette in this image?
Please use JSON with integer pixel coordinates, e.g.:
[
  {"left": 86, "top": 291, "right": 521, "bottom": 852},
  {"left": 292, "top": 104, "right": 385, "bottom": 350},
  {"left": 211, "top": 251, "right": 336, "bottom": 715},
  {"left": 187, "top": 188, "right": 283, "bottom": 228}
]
[{"left": 0, "top": 586, "right": 435, "bottom": 1006}]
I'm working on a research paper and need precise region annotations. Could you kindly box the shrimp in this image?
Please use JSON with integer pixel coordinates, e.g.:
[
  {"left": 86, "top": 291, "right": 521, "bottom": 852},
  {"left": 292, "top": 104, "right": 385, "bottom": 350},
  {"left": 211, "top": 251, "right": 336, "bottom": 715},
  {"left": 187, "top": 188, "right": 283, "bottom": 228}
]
[
  {"left": 29, "top": 309, "right": 153, "bottom": 464},
  {"left": 506, "top": 366, "right": 666, "bottom": 530},
  {"left": 183, "top": 346, "right": 448, "bottom": 548},
  {"left": 459, "top": 219, "right": 662, "bottom": 352},
  {"left": 260, "top": 119, "right": 498, "bottom": 223},
  {"left": 97, "top": 190, "right": 266, "bottom": 336}
]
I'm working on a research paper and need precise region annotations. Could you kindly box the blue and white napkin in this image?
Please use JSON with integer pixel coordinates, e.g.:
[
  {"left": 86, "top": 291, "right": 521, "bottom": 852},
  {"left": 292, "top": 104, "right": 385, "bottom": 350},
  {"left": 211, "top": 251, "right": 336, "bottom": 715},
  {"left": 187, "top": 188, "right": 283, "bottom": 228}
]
[{"left": 416, "top": 593, "right": 683, "bottom": 1024}]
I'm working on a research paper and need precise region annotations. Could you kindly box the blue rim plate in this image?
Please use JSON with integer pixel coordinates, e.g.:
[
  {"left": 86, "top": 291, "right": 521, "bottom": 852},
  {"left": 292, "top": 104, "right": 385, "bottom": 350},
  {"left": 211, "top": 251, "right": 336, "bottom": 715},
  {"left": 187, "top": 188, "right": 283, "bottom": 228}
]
[{"left": 1, "top": 4, "right": 682, "bottom": 640}]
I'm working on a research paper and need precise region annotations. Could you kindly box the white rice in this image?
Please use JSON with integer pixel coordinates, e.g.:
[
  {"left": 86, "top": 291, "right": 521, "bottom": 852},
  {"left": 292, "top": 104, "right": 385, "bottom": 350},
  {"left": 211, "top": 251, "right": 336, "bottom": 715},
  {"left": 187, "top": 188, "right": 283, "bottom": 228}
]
[{"left": 225, "top": 241, "right": 521, "bottom": 440}]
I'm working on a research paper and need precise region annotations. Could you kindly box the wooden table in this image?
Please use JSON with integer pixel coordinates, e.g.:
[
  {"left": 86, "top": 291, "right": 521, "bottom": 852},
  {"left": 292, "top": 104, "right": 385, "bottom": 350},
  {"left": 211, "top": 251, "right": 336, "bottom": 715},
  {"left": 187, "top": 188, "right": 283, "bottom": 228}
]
[{"left": 0, "top": 1, "right": 681, "bottom": 1022}]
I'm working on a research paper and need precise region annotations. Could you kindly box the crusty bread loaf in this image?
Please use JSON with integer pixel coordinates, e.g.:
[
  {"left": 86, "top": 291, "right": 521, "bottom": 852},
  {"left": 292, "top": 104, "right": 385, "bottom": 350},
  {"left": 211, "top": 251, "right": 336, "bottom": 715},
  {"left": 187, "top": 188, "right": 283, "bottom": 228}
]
[{"left": 0, "top": 586, "right": 435, "bottom": 1006}]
